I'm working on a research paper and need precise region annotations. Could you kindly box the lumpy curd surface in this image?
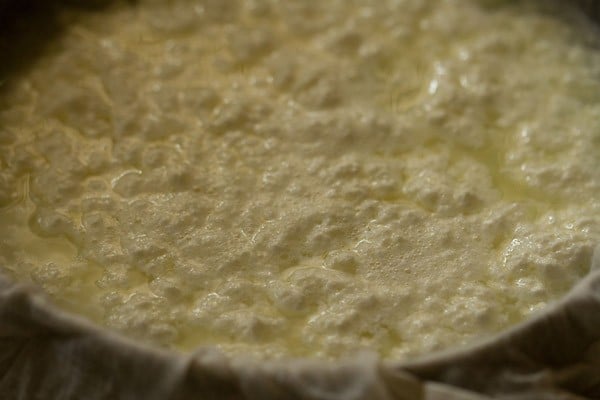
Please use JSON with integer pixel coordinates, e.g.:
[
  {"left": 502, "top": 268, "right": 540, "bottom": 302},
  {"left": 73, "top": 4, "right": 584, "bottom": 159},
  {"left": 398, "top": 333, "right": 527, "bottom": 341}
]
[{"left": 0, "top": 0, "right": 599, "bottom": 359}]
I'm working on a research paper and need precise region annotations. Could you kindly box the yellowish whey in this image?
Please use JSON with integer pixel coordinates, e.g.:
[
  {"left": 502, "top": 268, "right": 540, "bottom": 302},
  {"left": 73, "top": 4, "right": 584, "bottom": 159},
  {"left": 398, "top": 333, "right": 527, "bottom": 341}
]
[{"left": 0, "top": 0, "right": 599, "bottom": 359}]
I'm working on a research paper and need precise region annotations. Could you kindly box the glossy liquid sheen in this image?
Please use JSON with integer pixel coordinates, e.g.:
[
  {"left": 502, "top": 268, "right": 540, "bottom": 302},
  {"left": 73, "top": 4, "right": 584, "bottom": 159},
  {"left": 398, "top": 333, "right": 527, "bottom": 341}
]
[{"left": 0, "top": 0, "right": 599, "bottom": 359}]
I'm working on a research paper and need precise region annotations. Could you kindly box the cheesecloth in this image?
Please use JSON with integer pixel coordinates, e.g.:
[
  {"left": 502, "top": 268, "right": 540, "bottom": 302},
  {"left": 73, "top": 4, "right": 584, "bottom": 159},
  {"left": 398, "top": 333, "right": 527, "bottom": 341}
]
[
  {"left": 0, "top": 246, "right": 599, "bottom": 400},
  {"left": 1, "top": 1, "right": 599, "bottom": 399}
]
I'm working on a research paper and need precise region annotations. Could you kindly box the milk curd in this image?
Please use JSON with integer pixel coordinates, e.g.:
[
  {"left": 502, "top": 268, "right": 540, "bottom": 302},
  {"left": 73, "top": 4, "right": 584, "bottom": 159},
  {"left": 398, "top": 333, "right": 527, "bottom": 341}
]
[{"left": 0, "top": 0, "right": 599, "bottom": 359}]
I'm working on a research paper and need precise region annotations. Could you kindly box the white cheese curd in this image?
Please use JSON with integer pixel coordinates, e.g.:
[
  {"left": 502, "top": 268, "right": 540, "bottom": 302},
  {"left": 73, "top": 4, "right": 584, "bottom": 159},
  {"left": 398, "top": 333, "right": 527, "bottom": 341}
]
[{"left": 0, "top": 0, "right": 599, "bottom": 360}]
